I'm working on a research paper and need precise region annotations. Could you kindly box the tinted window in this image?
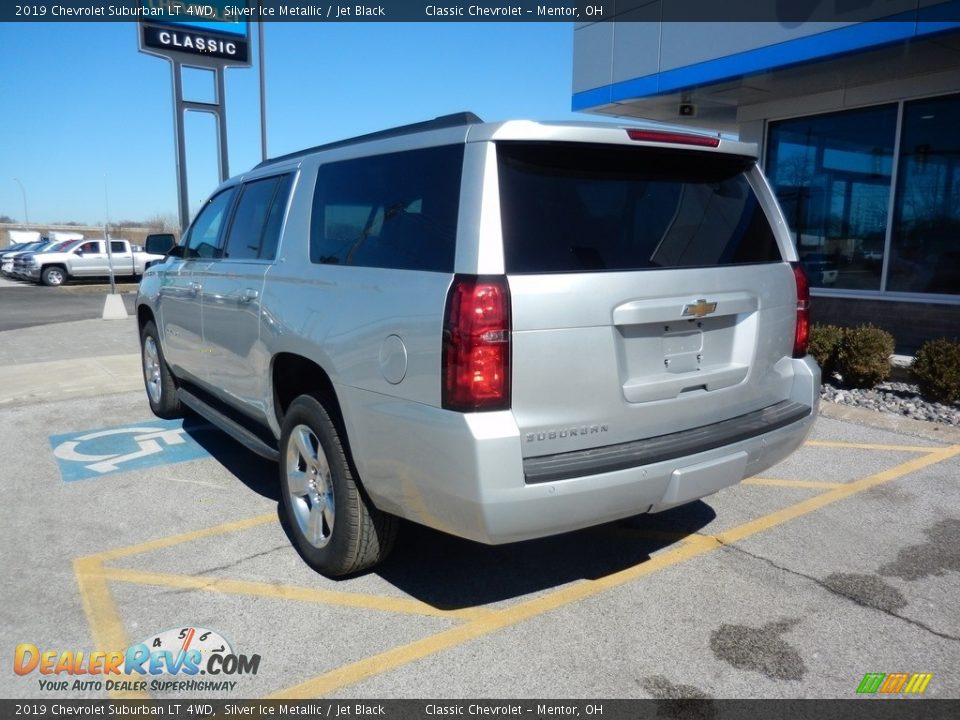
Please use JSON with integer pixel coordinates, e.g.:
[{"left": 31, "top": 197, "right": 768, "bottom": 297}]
[
  {"left": 222, "top": 174, "right": 293, "bottom": 261},
  {"left": 767, "top": 105, "right": 897, "bottom": 291},
  {"left": 497, "top": 143, "right": 781, "bottom": 274},
  {"left": 310, "top": 145, "right": 463, "bottom": 272},
  {"left": 185, "top": 188, "right": 237, "bottom": 259},
  {"left": 110, "top": 241, "right": 127, "bottom": 253}
]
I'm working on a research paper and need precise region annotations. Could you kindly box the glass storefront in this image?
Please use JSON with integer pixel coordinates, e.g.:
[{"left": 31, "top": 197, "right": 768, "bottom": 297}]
[
  {"left": 888, "top": 95, "right": 960, "bottom": 295},
  {"left": 766, "top": 93, "right": 960, "bottom": 299}
]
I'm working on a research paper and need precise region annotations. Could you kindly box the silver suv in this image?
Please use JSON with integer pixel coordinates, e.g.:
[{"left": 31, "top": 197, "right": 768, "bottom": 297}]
[{"left": 137, "top": 113, "right": 819, "bottom": 577}]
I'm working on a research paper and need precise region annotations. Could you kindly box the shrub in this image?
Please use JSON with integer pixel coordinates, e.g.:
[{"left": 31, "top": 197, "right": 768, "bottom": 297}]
[
  {"left": 836, "top": 324, "right": 895, "bottom": 388},
  {"left": 912, "top": 339, "right": 960, "bottom": 404},
  {"left": 808, "top": 324, "right": 845, "bottom": 376}
]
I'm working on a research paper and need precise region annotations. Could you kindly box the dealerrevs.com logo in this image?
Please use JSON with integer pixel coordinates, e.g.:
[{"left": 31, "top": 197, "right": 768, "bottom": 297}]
[{"left": 14, "top": 626, "right": 260, "bottom": 693}]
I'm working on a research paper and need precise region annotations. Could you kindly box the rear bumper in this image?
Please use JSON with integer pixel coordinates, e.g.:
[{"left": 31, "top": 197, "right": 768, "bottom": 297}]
[
  {"left": 523, "top": 399, "right": 810, "bottom": 484},
  {"left": 342, "top": 355, "right": 820, "bottom": 544}
]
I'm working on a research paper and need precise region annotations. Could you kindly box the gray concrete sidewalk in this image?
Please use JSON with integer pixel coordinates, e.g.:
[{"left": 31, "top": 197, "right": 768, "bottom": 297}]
[{"left": 0, "top": 317, "right": 141, "bottom": 406}]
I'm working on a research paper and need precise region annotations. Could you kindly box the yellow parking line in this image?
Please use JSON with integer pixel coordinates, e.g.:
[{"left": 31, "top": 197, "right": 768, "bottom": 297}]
[
  {"left": 266, "top": 443, "right": 960, "bottom": 699},
  {"left": 73, "top": 557, "right": 149, "bottom": 701},
  {"left": 719, "top": 445, "right": 960, "bottom": 545},
  {"left": 805, "top": 440, "right": 941, "bottom": 453},
  {"left": 99, "top": 567, "right": 494, "bottom": 622},
  {"left": 74, "top": 444, "right": 960, "bottom": 700},
  {"left": 90, "top": 512, "right": 277, "bottom": 563},
  {"left": 742, "top": 477, "right": 845, "bottom": 490},
  {"left": 266, "top": 535, "right": 723, "bottom": 700}
]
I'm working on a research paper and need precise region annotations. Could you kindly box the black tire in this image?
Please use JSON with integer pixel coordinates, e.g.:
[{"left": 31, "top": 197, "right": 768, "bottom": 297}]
[
  {"left": 279, "top": 395, "right": 397, "bottom": 577},
  {"left": 41, "top": 266, "right": 67, "bottom": 287},
  {"left": 140, "top": 320, "right": 183, "bottom": 419}
]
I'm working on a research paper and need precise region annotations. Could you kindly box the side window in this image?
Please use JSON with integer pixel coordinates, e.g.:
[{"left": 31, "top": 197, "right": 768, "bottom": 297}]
[
  {"left": 222, "top": 174, "right": 293, "bottom": 261},
  {"left": 184, "top": 188, "right": 237, "bottom": 259},
  {"left": 310, "top": 145, "right": 463, "bottom": 272},
  {"left": 78, "top": 241, "right": 101, "bottom": 254},
  {"left": 110, "top": 241, "right": 127, "bottom": 254}
]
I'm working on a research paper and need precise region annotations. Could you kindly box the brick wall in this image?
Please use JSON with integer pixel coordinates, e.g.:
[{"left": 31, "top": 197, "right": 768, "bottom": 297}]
[{"left": 811, "top": 296, "right": 960, "bottom": 355}]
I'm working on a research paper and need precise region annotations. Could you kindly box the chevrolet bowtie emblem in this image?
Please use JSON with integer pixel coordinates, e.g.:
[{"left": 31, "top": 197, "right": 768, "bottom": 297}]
[{"left": 682, "top": 299, "right": 718, "bottom": 318}]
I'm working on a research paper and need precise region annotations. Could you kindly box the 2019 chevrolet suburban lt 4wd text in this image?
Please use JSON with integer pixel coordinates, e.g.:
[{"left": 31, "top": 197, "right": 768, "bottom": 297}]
[{"left": 136, "top": 113, "right": 820, "bottom": 577}]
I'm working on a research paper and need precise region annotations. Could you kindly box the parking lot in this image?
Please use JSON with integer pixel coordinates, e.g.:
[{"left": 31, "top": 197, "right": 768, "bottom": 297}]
[
  {"left": 0, "top": 278, "right": 137, "bottom": 331},
  {"left": 2, "top": 314, "right": 959, "bottom": 701}
]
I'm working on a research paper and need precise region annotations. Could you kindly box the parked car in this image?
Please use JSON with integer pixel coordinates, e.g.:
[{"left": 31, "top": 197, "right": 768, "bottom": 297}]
[
  {"left": 11, "top": 239, "right": 79, "bottom": 280},
  {"left": 0, "top": 242, "right": 31, "bottom": 274},
  {"left": 137, "top": 113, "right": 820, "bottom": 577},
  {"left": 24, "top": 238, "right": 165, "bottom": 286},
  {"left": 1, "top": 240, "right": 54, "bottom": 277}
]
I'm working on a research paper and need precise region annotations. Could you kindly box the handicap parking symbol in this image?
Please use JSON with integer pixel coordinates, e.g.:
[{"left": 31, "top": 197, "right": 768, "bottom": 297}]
[{"left": 49, "top": 419, "right": 213, "bottom": 482}]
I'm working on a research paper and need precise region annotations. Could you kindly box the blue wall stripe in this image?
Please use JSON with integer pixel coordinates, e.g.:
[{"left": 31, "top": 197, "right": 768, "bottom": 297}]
[{"left": 572, "top": 17, "right": 960, "bottom": 111}]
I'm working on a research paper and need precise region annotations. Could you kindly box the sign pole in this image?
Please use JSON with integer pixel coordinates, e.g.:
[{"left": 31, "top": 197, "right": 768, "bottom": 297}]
[
  {"left": 258, "top": 12, "right": 267, "bottom": 162},
  {"left": 171, "top": 60, "right": 191, "bottom": 233},
  {"left": 138, "top": 4, "right": 251, "bottom": 235}
]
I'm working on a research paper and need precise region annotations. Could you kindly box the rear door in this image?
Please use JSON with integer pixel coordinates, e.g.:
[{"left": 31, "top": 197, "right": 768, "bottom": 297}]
[
  {"left": 496, "top": 140, "right": 799, "bottom": 459},
  {"left": 201, "top": 172, "right": 294, "bottom": 419},
  {"left": 108, "top": 240, "right": 134, "bottom": 276}
]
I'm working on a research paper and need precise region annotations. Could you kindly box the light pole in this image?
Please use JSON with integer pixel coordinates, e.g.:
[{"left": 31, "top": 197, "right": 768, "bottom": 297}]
[
  {"left": 12, "top": 178, "right": 29, "bottom": 229},
  {"left": 104, "top": 174, "right": 117, "bottom": 295}
]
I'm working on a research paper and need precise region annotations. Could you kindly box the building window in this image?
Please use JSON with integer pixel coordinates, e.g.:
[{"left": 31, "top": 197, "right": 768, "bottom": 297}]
[
  {"left": 888, "top": 94, "right": 960, "bottom": 295},
  {"left": 767, "top": 105, "right": 898, "bottom": 291}
]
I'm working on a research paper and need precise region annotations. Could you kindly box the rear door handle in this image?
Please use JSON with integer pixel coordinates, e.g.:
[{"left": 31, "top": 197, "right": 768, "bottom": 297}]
[
  {"left": 189, "top": 282, "right": 202, "bottom": 296},
  {"left": 240, "top": 288, "right": 259, "bottom": 304}
]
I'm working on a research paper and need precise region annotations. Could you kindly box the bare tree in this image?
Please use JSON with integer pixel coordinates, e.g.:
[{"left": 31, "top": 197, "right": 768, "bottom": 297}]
[{"left": 144, "top": 212, "right": 181, "bottom": 235}]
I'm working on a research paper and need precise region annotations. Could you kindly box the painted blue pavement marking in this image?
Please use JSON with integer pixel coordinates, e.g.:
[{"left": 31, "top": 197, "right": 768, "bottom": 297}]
[{"left": 49, "top": 418, "right": 216, "bottom": 482}]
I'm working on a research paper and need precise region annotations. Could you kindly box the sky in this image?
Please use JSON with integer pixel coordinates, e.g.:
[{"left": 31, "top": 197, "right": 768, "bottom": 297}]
[{"left": 0, "top": 21, "right": 591, "bottom": 228}]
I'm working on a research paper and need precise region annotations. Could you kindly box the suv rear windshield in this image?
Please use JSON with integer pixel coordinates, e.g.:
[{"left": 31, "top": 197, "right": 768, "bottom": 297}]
[{"left": 497, "top": 142, "right": 782, "bottom": 274}]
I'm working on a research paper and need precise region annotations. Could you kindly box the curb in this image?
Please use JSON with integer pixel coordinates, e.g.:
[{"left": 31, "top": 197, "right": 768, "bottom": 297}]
[{"left": 818, "top": 400, "right": 960, "bottom": 443}]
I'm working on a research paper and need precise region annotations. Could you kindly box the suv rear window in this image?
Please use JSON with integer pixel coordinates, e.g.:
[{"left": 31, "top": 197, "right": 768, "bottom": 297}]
[
  {"left": 497, "top": 142, "right": 782, "bottom": 274},
  {"left": 310, "top": 145, "right": 463, "bottom": 272}
]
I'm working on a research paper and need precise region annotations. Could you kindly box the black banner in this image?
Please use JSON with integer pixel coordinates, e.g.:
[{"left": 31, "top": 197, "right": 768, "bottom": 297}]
[
  {"left": 4, "top": 699, "right": 960, "bottom": 720},
  {"left": 7, "top": 0, "right": 960, "bottom": 23}
]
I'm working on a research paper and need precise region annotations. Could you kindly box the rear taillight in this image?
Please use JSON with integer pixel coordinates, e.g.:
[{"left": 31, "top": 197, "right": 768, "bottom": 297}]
[
  {"left": 442, "top": 275, "right": 511, "bottom": 412},
  {"left": 791, "top": 262, "right": 810, "bottom": 358},
  {"left": 626, "top": 128, "right": 720, "bottom": 148}
]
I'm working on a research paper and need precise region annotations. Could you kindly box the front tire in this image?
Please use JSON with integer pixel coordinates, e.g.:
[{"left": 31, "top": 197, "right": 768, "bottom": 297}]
[
  {"left": 41, "top": 266, "right": 67, "bottom": 286},
  {"left": 140, "top": 320, "right": 183, "bottom": 418},
  {"left": 280, "top": 395, "right": 397, "bottom": 577}
]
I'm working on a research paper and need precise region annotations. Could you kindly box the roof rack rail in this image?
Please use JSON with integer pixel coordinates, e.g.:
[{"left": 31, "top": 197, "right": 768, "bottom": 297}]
[{"left": 255, "top": 111, "right": 484, "bottom": 169}]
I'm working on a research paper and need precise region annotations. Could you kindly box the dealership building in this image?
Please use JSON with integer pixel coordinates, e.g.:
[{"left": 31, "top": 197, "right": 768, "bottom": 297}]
[{"left": 573, "top": 10, "right": 960, "bottom": 352}]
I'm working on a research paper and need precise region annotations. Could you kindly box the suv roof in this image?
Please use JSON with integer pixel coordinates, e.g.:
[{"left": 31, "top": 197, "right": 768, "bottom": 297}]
[
  {"left": 256, "top": 111, "right": 484, "bottom": 169},
  {"left": 253, "top": 112, "right": 757, "bottom": 174}
]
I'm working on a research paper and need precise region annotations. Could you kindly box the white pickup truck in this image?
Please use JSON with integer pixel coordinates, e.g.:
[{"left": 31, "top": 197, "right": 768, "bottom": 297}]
[{"left": 23, "top": 238, "right": 166, "bottom": 286}]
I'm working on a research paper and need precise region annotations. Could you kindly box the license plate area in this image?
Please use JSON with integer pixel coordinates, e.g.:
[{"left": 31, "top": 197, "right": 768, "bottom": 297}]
[{"left": 658, "top": 451, "right": 748, "bottom": 508}]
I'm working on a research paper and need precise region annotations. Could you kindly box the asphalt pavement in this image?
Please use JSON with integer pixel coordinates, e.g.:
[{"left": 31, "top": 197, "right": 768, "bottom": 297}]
[
  {"left": 1, "top": 313, "right": 959, "bottom": 702},
  {"left": 0, "top": 279, "right": 137, "bottom": 331}
]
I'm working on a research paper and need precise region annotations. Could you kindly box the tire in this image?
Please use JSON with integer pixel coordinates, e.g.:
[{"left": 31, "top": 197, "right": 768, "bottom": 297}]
[
  {"left": 279, "top": 395, "right": 397, "bottom": 577},
  {"left": 41, "top": 266, "right": 67, "bottom": 286},
  {"left": 140, "top": 320, "right": 183, "bottom": 419}
]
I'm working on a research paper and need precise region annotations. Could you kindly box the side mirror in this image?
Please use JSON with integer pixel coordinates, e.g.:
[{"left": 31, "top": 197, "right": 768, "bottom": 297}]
[
  {"left": 74, "top": 249, "right": 84, "bottom": 256},
  {"left": 145, "top": 233, "right": 177, "bottom": 256}
]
